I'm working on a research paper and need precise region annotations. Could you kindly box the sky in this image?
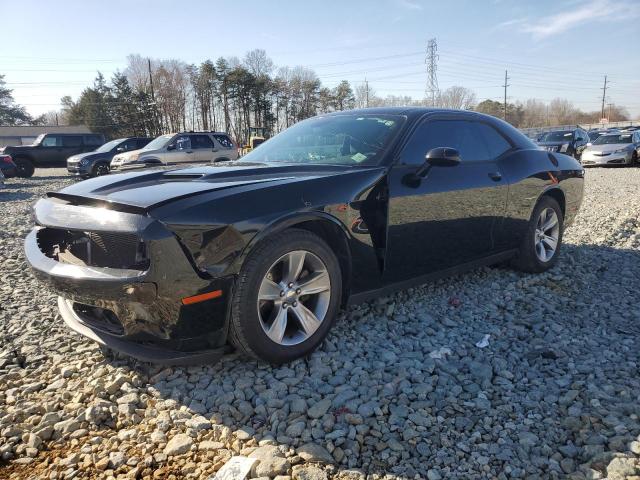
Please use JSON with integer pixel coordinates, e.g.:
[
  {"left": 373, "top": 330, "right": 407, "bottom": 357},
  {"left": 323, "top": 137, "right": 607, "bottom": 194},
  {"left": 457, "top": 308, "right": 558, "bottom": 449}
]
[{"left": 3, "top": 0, "right": 640, "bottom": 119}]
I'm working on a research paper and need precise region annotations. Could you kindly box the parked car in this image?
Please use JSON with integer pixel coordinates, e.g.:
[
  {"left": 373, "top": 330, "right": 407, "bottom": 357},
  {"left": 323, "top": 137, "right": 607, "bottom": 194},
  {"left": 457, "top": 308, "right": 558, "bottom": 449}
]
[
  {"left": 0, "top": 154, "right": 18, "bottom": 178},
  {"left": 110, "top": 132, "right": 238, "bottom": 171},
  {"left": 581, "top": 131, "right": 640, "bottom": 167},
  {"left": 67, "top": 137, "right": 152, "bottom": 178},
  {"left": 587, "top": 130, "right": 608, "bottom": 143},
  {"left": 25, "top": 108, "right": 584, "bottom": 364},
  {"left": 536, "top": 128, "right": 590, "bottom": 159},
  {"left": 0, "top": 133, "right": 106, "bottom": 178}
]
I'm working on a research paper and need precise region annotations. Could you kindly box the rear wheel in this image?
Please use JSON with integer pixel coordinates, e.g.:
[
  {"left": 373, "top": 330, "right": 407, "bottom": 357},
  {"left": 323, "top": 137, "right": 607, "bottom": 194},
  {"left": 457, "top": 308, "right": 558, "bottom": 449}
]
[
  {"left": 229, "top": 229, "right": 342, "bottom": 363},
  {"left": 512, "top": 196, "right": 564, "bottom": 273},
  {"left": 14, "top": 157, "right": 35, "bottom": 178}
]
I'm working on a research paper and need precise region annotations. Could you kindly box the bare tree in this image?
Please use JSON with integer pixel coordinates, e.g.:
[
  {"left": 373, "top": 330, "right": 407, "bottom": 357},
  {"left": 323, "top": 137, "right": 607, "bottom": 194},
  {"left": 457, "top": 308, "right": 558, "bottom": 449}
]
[{"left": 437, "top": 86, "right": 477, "bottom": 110}]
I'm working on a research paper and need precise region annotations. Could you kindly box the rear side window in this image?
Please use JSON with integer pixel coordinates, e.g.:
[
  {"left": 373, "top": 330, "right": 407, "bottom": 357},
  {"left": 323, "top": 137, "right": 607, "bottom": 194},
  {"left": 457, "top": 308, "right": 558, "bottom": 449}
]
[
  {"left": 475, "top": 123, "right": 512, "bottom": 158},
  {"left": 190, "top": 135, "right": 214, "bottom": 149},
  {"left": 213, "top": 134, "right": 234, "bottom": 149},
  {"left": 41, "top": 135, "right": 62, "bottom": 147},
  {"left": 62, "top": 136, "right": 83, "bottom": 147}
]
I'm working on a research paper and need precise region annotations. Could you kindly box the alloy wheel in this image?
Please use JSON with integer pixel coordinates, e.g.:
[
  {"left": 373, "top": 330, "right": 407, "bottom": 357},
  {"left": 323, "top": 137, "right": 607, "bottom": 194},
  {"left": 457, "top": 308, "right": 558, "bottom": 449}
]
[
  {"left": 95, "top": 164, "right": 109, "bottom": 176},
  {"left": 257, "top": 250, "right": 331, "bottom": 346},
  {"left": 534, "top": 208, "right": 560, "bottom": 262}
]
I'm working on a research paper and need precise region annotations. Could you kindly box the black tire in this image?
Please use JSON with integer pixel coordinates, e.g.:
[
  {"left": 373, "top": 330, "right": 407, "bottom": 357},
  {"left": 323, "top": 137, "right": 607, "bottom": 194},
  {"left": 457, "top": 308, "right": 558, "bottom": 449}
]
[
  {"left": 92, "top": 162, "right": 110, "bottom": 177},
  {"left": 512, "top": 196, "right": 564, "bottom": 273},
  {"left": 631, "top": 151, "right": 638, "bottom": 167},
  {"left": 14, "top": 157, "right": 35, "bottom": 178},
  {"left": 229, "top": 228, "right": 342, "bottom": 364}
]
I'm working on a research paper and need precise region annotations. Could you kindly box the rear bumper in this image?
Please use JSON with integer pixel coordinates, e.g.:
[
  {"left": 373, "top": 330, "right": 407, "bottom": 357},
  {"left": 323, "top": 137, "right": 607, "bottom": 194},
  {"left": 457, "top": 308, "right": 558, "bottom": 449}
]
[{"left": 25, "top": 198, "right": 234, "bottom": 361}]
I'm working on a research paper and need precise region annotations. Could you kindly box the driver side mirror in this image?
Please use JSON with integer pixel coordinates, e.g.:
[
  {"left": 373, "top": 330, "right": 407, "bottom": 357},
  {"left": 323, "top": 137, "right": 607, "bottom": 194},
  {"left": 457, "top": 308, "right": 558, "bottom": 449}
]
[
  {"left": 403, "top": 147, "right": 460, "bottom": 187},
  {"left": 167, "top": 144, "right": 176, "bottom": 151},
  {"left": 116, "top": 146, "right": 125, "bottom": 152},
  {"left": 416, "top": 147, "right": 461, "bottom": 176}
]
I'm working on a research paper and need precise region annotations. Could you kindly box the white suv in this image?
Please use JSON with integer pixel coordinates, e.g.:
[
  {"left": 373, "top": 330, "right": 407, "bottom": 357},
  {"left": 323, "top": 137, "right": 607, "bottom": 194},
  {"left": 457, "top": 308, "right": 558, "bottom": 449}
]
[{"left": 110, "top": 132, "right": 238, "bottom": 170}]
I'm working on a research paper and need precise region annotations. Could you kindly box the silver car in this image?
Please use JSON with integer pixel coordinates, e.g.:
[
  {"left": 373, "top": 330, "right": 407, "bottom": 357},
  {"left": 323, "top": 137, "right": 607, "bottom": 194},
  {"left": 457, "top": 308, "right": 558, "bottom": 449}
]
[
  {"left": 581, "top": 132, "right": 640, "bottom": 167},
  {"left": 111, "top": 132, "right": 238, "bottom": 170}
]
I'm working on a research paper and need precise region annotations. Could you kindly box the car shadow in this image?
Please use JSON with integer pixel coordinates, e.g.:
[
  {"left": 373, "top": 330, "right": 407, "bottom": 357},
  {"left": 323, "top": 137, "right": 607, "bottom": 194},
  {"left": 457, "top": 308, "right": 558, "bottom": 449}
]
[
  {"left": 99, "top": 242, "right": 640, "bottom": 478},
  {"left": 0, "top": 191, "right": 33, "bottom": 201}
]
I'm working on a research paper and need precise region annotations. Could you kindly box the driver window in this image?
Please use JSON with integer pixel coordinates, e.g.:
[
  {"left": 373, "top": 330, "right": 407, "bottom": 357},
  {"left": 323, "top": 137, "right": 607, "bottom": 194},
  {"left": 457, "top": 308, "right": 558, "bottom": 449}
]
[
  {"left": 175, "top": 136, "right": 191, "bottom": 150},
  {"left": 401, "top": 119, "right": 491, "bottom": 165}
]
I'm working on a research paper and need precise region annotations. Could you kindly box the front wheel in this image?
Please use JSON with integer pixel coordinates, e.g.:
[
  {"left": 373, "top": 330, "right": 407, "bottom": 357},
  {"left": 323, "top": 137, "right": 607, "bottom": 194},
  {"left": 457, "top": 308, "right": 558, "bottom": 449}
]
[
  {"left": 512, "top": 196, "right": 564, "bottom": 273},
  {"left": 14, "top": 157, "right": 35, "bottom": 178},
  {"left": 631, "top": 152, "right": 638, "bottom": 167},
  {"left": 229, "top": 229, "right": 342, "bottom": 363},
  {"left": 92, "top": 163, "right": 110, "bottom": 177}
]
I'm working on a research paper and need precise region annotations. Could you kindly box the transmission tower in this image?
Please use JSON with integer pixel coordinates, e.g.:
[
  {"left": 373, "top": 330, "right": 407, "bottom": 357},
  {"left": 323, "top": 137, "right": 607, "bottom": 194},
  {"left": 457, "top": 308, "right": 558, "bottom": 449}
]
[{"left": 426, "top": 38, "right": 439, "bottom": 106}]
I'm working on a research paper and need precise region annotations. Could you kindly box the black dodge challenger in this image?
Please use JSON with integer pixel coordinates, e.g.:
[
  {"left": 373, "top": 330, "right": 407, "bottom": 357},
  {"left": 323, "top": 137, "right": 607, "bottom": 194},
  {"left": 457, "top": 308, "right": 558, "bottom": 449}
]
[{"left": 25, "top": 108, "right": 584, "bottom": 364}]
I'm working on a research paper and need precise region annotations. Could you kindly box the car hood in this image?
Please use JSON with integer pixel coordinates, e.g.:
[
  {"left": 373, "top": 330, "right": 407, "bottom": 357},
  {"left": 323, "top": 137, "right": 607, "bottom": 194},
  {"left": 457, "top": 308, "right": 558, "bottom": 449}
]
[
  {"left": 585, "top": 143, "right": 631, "bottom": 153},
  {"left": 47, "top": 163, "right": 382, "bottom": 213},
  {"left": 537, "top": 141, "right": 571, "bottom": 147},
  {"left": 68, "top": 152, "right": 107, "bottom": 162}
]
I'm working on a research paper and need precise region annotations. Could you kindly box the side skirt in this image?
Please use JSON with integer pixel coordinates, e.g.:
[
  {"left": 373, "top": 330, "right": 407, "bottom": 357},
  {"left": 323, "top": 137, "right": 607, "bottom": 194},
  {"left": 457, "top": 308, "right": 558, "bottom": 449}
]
[{"left": 347, "top": 249, "right": 518, "bottom": 306}]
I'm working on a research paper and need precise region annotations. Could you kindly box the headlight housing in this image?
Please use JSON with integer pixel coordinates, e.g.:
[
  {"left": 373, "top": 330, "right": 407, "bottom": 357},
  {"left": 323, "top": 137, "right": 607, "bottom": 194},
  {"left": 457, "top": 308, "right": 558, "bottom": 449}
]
[{"left": 613, "top": 147, "right": 628, "bottom": 154}]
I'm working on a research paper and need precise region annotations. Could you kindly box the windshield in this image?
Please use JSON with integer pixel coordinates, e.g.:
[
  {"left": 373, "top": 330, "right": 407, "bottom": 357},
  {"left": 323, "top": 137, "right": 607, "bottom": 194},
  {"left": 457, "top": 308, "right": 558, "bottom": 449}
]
[
  {"left": 240, "top": 114, "right": 403, "bottom": 166},
  {"left": 593, "top": 134, "right": 633, "bottom": 145},
  {"left": 142, "top": 134, "right": 174, "bottom": 151},
  {"left": 94, "top": 138, "right": 124, "bottom": 153},
  {"left": 539, "top": 131, "right": 573, "bottom": 142}
]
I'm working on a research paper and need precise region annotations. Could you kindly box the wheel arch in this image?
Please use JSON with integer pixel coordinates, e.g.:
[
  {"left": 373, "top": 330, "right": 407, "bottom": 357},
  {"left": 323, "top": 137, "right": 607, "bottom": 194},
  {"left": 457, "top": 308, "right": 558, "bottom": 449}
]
[
  {"left": 238, "top": 212, "right": 353, "bottom": 306},
  {"left": 540, "top": 186, "right": 566, "bottom": 218}
]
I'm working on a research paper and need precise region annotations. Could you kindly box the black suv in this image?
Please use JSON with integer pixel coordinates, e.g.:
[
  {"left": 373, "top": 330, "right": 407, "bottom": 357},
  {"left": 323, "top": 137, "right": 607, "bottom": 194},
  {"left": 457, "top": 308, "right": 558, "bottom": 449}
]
[
  {"left": 536, "top": 128, "right": 590, "bottom": 159},
  {"left": 0, "top": 133, "right": 106, "bottom": 177},
  {"left": 67, "top": 137, "right": 152, "bottom": 178}
]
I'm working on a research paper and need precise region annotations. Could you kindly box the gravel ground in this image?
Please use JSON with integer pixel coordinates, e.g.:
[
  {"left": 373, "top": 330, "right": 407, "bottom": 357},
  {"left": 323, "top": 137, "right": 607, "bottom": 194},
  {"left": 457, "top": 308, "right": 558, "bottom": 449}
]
[{"left": 1, "top": 167, "right": 639, "bottom": 480}]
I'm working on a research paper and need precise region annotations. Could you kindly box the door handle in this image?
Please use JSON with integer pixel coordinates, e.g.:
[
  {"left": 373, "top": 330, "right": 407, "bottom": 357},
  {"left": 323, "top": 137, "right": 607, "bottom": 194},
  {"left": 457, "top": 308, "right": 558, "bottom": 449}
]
[{"left": 488, "top": 172, "right": 502, "bottom": 181}]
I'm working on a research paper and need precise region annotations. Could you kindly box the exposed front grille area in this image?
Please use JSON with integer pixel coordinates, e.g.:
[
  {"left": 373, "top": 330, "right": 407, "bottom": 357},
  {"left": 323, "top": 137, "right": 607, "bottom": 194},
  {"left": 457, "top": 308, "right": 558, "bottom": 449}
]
[
  {"left": 72, "top": 302, "right": 124, "bottom": 336},
  {"left": 37, "top": 227, "right": 149, "bottom": 270}
]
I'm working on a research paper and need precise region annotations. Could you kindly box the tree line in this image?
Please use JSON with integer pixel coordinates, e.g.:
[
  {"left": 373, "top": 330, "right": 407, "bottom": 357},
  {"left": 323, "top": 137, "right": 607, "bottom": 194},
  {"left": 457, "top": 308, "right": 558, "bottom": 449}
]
[{"left": 0, "top": 49, "right": 633, "bottom": 142}]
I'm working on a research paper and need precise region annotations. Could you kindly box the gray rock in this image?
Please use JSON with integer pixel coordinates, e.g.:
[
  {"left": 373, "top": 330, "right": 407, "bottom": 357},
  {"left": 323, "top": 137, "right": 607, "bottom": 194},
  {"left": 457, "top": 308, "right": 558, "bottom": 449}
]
[{"left": 307, "top": 399, "right": 332, "bottom": 419}]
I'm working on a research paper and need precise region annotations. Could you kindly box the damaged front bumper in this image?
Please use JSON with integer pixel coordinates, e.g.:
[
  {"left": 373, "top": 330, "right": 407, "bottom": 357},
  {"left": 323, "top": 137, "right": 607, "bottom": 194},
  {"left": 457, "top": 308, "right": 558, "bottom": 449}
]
[{"left": 25, "top": 198, "right": 234, "bottom": 364}]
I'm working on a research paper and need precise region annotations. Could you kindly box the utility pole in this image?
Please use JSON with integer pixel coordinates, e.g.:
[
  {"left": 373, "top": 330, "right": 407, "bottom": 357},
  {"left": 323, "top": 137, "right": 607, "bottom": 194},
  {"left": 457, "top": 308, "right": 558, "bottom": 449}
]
[
  {"left": 426, "top": 38, "right": 439, "bottom": 106},
  {"left": 364, "top": 78, "right": 369, "bottom": 108},
  {"left": 502, "top": 70, "right": 509, "bottom": 120},
  {"left": 55, "top": 113, "right": 59, "bottom": 126},
  {"left": 600, "top": 75, "right": 608, "bottom": 120},
  {"left": 607, "top": 102, "right": 613, "bottom": 122}
]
